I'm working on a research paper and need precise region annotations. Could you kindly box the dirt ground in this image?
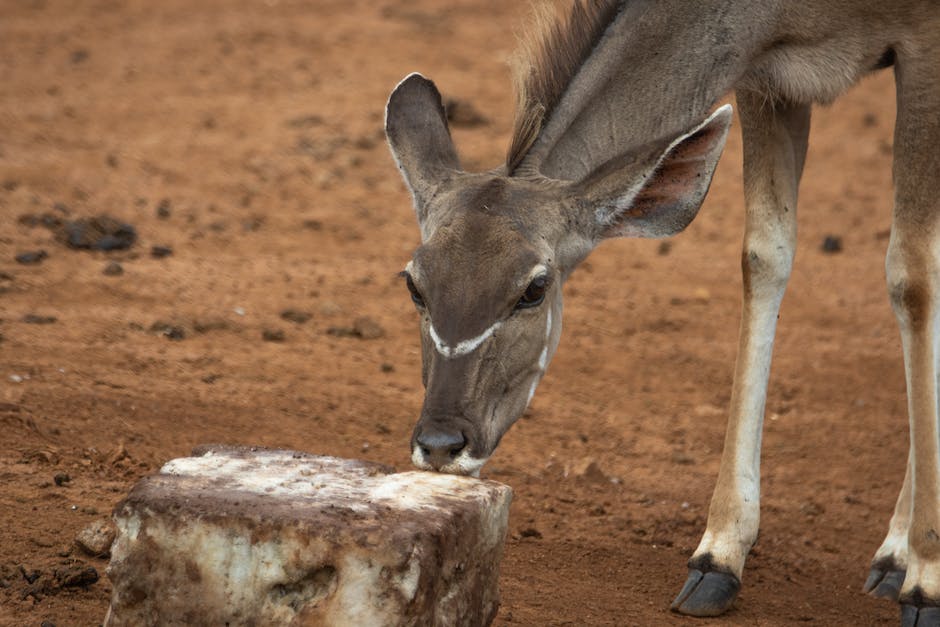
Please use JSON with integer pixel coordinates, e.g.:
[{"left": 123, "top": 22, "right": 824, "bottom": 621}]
[{"left": 0, "top": 1, "right": 909, "bottom": 625}]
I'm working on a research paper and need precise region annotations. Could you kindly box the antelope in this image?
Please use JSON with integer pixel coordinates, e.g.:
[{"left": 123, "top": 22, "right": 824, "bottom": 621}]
[{"left": 384, "top": 1, "right": 940, "bottom": 622}]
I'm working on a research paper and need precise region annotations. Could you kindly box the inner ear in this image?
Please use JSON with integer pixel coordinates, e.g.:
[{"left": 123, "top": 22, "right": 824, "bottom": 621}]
[{"left": 574, "top": 104, "right": 733, "bottom": 239}]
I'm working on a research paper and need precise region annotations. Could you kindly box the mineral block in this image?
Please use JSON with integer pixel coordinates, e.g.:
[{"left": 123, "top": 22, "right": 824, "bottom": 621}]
[{"left": 105, "top": 446, "right": 512, "bottom": 626}]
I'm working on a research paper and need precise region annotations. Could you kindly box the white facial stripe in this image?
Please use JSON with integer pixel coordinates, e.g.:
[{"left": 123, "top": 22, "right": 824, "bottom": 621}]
[
  {"left": 526, "top": 378, "right": 539, "bottom": 406},
  {"left": 429, "top": 321, "right": 501, "bottom": 359}
]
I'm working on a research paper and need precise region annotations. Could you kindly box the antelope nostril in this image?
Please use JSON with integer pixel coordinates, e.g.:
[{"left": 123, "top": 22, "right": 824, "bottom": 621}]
[{"left": 415, "top": 427, "right": 467, "bottom": 469}]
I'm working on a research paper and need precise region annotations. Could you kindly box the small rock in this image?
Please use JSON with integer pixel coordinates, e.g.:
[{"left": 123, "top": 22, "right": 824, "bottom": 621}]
[
  {"left": 192, "top": 319, "right": 229, "bottom": 333},
  {"left": 15, "top": 250, "right": 47, "bottom": 265},
  {"left": 150, "top": 322, "right": 185, "bottom": 341},
  {"left": 381, "top": 363, "right": 395, "bottom": 373},
  {"left": 821, "top": 235, "right": 843, "bottom": 254},
  {"left": 108, "top": 442, "right": 130, "bottom": 465},
  {"left": 801, "top": 501, "right": 825, "bottom": 517},
  {"left": 657, "top": 241, "right": 672, "bottom": 256},
  {"left": 571, "top": 459, "right": 609, "bottom": 484},
  {"left": 262, "top": 328, "right": 285, "bottom": 342},
  {"left": 75, "top": 520, "right": 117, "bottom": 558},
  {"left": 327, "top": 317, "right": 385, "bottom": 340},
  {"left": 519, "top": 527, "right": 542, "bottom": 539},
  {"left": 23, "top": 313, "right": 57, "bottom": 324},
  {"left": 156, "top": 198, "right": 171, "bottom": 219},
  {"left": 150, "top": 245, "right": 173, "bottom": 258},
  {"left": 60, "top": 216, "right": 136, "bottom": 251},
  {"left": 280, "top": 309, "right": 312, "bottom": 324},
  {"left": 353, "top": 316, "right": 384, "bottom": 340},
  {"left": 286, "top": 114, "right": 324, "bottom": 128},
  {"left": 70, "top": 49, "right": 89, "bottom": 64},
  {"left": 53, "top": 562, "right": 99, "bottom": 588},
  {"left": 444, "top": 97, "right": 487, "bottom": 128},
  {"left": 103, "top": 261, "right": 124, "bottom": 276},
  {"left": 54, "top": 473, "right": 71, "bottom": 486},
  {"left": 20, "top": 566, "right": 41, "bottom": 584}
]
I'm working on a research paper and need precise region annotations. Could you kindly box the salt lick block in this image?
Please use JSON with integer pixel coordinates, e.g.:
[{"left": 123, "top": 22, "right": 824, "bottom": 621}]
[{"left": 105, "top": 446, "right": 512, "bottom": 626}]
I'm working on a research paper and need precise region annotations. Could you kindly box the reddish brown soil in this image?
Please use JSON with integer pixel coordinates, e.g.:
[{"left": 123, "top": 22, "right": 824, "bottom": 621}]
[{"left": 0, "top": 1, "right": 906, "bottom": 625}]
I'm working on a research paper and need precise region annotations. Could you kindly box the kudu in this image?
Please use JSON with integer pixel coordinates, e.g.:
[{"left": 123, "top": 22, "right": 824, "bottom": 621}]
[{"left": 385, "top": 0, "right": 940, "bottom": 622}]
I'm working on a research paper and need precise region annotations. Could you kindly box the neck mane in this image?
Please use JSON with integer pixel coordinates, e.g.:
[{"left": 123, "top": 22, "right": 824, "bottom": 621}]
[
  {"left": 506, "top": 1, "right": 762, "bottom": 182},
  {"left": 507, "top": 0, "right": 623, "bottom": 175}
]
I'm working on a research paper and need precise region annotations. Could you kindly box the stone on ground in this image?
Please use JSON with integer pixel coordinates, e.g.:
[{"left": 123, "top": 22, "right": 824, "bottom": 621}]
[{"left": 105, "top": 445, "right": 512, "bottom": 626}]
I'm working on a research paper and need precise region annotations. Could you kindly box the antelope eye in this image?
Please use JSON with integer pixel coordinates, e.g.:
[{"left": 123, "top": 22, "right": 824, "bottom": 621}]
[
  {"left": 403, "top": 273, "right": 425, "bottom": 307},
  {"left": 516, "top": 275, "right": 549, "bottom": 310}
]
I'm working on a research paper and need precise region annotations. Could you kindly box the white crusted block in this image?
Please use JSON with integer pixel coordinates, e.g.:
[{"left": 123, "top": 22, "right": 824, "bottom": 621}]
[{"left": 105, "top": 446, "right": 512, "bottom": 626}]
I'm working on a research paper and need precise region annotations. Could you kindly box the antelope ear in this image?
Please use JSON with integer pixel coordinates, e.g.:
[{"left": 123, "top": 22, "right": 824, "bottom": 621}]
[
  {"left": 385, "top": 73, "right": 461, "bottom": 223},
  {"left": 572, "top": 104, "right": 732, "bottom": 239}
]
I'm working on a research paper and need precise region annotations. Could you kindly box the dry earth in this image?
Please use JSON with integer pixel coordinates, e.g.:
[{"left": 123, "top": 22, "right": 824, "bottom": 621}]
[{"left": 0, "top": 1, "right": 907, "bottom": 625}]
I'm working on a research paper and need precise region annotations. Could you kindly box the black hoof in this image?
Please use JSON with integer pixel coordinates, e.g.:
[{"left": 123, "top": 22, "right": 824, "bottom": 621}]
[
  {"left": 671, "top": 568, "right": 741, "bottom": 617},
  {"left": 865, "top": 560, "right": 906, "bottom": 600},
  {"left": 901, "top": 605, "right": 940, "bottom": 627}
]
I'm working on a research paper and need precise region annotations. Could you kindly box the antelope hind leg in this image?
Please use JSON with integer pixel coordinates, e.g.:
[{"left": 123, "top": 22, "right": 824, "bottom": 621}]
[{"left": 672, "top": 94, "right": 810, "bottom": 617}]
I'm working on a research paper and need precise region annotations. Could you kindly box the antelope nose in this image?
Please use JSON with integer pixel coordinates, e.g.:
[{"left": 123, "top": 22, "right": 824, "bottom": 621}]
[{"left": 415, "top": 427, "right": 467, "bottom": 470}]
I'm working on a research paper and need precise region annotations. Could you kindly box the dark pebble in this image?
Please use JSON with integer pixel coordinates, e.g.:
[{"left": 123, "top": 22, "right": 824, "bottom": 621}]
[
  {"left": 156, "top": 198, "right": 171, "bottom": 219},
  {"left": 54, "top": 563, "right": 98, "bottom": 588},
  {"left": 519, "top": 527, "right": 542, "bottom": 539},
  {"left": 103, "top": 261, "right": 124, "bottom": 276},
  {"left": 61, "top": 216, "right": 136, "bottom": 251},
  {"left": 262, "top": 328, "right": 285, "bottom": 342},
  {"left": 381, "top": 363, "right": 394, "bottom": 373},
  {"left": 151, "top": 245, "right": 173, "bottom": 258},
  {"left": 444, "top": 97, "right": 488, "bottom": 128},
  {"left": 15, "top": 250, "right": 47, "bottom": 265},
  {"left": 150, "top": 322, "right": 185, "bottom": 340},
  {"left": 53, "top": 473, "right": 70, "bottom": 486},
  {"left": 20, "top": 566, "right": 41, "bottom": 584},
  {"left": 821, "top": 235, "right": 843, "bottom": 253},
  {"left": 41, "top": 622, "right": 56, "bottom": 627},
  {"left": 657, "top": 241, "right": 672, "bottom": 256},
  {"left": 23, "top": 314, "right": 57, "bottom": 324},
  {"left": 280, "top": 309, "right": 312, "bottom": 324}
]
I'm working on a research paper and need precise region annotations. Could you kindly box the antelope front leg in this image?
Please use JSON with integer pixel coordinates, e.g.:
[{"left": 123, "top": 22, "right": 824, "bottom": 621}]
[
  {"left": 671, "top": 94, "right": 810, "bottom": 617},
  {"left": 888, "top": 48, "right": 940, "bottom": 627}
]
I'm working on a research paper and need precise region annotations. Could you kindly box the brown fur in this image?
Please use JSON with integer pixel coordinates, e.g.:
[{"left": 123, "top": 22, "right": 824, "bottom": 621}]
[{"left": 507, "top": 0, "right": 621, "bottom": 173}]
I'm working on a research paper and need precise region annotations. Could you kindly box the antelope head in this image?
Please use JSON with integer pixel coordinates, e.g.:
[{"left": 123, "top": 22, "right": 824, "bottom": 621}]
[{"left": 385, "top": 74, "right": 731, "bottom": 476}]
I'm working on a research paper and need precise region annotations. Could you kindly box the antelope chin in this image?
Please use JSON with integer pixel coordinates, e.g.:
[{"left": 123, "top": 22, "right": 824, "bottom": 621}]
[{"left": 411, "top": 447, "right": 488, "bottom": 478}]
